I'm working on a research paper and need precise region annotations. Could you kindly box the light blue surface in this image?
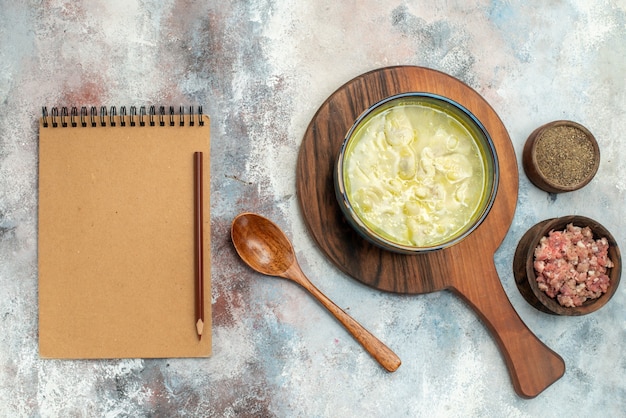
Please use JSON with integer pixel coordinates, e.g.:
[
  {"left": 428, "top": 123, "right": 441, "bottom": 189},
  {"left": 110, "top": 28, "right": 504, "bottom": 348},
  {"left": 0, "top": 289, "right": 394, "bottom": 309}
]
[{"left": 0, "top": 1, "right": 624, "bottom": 416}]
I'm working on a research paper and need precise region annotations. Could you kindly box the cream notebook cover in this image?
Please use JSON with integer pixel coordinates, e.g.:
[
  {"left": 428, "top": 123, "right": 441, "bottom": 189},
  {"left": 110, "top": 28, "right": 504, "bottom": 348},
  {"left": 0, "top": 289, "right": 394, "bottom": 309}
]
[{"left": 38, "top": 106, "right": 211, "bottom": 358}]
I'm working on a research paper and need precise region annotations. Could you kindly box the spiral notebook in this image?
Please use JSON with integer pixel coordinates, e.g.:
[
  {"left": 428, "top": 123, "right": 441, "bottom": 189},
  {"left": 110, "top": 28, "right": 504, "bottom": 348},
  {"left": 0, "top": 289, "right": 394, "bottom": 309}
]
[{"left": 38, "top": 106, "right": 211, "bottom": 359}]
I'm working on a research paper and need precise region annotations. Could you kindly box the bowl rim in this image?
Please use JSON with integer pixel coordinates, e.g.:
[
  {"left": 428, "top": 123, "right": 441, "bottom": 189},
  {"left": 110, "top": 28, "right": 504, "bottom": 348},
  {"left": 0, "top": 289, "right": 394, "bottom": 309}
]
[
  {"left": 334, "top": 92, "right": 500, "bottom": 253},
  {"left": 515, "top": 215, "right": 621, "bottom": 315}
]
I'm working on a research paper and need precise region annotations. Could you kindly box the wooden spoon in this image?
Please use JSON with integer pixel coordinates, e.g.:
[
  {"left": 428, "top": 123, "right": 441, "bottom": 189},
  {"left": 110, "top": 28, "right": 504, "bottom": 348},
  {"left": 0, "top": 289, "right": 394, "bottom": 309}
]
[{"left": 231, "top": 212, "right": 402, "bottom": 372}]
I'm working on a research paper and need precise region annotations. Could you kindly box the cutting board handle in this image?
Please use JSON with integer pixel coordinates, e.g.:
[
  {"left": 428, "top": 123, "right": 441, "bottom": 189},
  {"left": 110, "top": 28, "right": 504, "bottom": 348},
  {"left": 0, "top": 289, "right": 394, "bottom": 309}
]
[{"left": 452, "top": 262, "right": 565, "bottom": 398}]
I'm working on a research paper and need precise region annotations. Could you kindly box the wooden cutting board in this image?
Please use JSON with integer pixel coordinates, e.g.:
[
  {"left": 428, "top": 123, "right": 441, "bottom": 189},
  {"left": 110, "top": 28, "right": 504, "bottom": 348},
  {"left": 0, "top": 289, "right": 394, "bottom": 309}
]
[{"left": 296, "top": 66, "right": 565, "bottom": 398}]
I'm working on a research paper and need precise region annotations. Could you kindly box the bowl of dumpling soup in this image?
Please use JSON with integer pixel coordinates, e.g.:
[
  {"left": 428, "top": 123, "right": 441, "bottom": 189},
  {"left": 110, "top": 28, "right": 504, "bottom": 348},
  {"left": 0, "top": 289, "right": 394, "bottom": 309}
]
[{"left": 334, "top": 93, "right": 498, "bottom": 254}]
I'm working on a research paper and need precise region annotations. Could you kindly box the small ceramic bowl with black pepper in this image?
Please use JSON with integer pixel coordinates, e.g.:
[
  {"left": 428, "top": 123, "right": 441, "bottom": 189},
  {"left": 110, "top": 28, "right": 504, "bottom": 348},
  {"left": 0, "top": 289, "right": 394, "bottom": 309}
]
[
  {"left": 522, "top": 120, "right": 600, "bottom": 193},
  {"left": 513, "top": 215, "right": 621, "bottom": 315}
]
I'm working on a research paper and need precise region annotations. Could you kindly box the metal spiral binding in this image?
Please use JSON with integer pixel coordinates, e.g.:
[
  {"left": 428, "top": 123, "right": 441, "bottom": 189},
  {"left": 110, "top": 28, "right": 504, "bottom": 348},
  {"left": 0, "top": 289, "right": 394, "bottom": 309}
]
[
  {"left": 61, "top": 107, "right": 68, "bottom": 127},
  {"left": 120, "top": 106, "right": 127, "bottom": 126},
  {"left": 130, "top": 106, "right": 137, "bottom": 126},
  {"left": 99, "top": 106, "right": 107, "bottom": 126},
  {"left": 42, "top": 106, "right": 205, "bottom": 127}
]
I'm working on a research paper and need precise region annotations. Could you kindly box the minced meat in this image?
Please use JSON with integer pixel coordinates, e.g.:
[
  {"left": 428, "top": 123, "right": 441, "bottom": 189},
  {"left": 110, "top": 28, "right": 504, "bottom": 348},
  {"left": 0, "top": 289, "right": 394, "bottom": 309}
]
[{"left": 533, "top": 223, "right": 613, "bottom": 307}]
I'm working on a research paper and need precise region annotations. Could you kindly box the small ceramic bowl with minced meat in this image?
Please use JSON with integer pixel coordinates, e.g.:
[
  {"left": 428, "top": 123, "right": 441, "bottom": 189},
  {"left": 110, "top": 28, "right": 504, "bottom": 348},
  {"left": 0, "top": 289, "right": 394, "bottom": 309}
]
[{"left": 513, "top": 215, "right": 621, "bottom": 315}]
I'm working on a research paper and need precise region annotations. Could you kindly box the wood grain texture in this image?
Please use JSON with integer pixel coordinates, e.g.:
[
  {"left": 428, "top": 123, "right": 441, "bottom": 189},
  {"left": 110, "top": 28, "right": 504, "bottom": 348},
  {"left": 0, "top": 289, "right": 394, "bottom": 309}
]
[
  {"left": 522, "top": 121, "right": 600, "bottom": 193},
  {"left": 513, "top": 216, "right": 622, "bottom": 316},
  {"left": 296, "top": 66, "right": 565, "bottom": 398},
  {"left": 231, "top": 213, "right": 401, "bottom": 372}
]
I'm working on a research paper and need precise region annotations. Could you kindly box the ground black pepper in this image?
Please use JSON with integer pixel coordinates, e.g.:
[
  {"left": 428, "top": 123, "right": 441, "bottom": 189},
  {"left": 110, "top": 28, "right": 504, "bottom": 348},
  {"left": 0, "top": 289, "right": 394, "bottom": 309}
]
[{"left": 535, "top": 125, "right": 596, "bottom": 187}]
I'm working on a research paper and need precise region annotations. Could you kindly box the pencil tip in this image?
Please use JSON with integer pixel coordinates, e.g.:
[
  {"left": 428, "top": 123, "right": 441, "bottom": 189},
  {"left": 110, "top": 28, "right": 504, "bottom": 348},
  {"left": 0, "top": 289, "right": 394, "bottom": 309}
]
[{"left": 196, "top": 318, "right": 204, "bottom": 338}]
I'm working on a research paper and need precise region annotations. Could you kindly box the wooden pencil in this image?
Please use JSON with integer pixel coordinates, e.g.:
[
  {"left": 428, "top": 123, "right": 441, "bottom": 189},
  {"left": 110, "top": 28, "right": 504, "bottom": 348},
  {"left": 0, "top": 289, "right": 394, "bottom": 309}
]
[{"left": 194, "top": 151, "right": 204, "bottom": 340}]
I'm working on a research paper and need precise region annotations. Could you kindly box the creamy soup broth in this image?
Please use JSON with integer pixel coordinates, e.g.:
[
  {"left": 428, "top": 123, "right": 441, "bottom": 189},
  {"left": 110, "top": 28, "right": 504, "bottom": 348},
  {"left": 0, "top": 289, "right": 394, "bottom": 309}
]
[{"left": 343, "top": 103, "right": 488, "bottom": 247}]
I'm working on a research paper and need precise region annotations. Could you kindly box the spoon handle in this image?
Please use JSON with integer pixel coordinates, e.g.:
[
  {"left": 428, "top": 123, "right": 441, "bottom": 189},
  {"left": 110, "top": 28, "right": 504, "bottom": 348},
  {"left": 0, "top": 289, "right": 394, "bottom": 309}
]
[{"left": 286, "top": 265, "right": 401, "bottom": 372}]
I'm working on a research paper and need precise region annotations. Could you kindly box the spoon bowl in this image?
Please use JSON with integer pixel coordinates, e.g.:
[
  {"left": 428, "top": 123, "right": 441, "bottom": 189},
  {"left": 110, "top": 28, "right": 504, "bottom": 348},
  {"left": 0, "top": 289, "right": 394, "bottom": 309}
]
[
  {"left": 231, "top": 212, "right": 295, "bottom": 276},
  {"left": 231, "top": 212, "right": 401, "bottom": 372}
]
